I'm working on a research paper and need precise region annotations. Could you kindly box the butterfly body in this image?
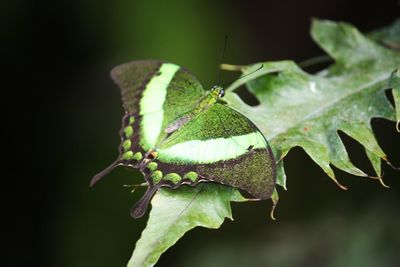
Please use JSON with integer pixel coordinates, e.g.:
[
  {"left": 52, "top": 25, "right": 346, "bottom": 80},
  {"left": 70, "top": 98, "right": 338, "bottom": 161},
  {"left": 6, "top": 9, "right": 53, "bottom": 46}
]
[{"left": 91, "top": 60, "right": 276, "bottom": 218}]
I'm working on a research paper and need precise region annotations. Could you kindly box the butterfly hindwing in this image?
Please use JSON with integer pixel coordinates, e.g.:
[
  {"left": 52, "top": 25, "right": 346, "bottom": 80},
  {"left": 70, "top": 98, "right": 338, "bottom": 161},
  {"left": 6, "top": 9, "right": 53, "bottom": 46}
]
[{"left": 151, "top": 103, "right": 276, "bottom": 200}]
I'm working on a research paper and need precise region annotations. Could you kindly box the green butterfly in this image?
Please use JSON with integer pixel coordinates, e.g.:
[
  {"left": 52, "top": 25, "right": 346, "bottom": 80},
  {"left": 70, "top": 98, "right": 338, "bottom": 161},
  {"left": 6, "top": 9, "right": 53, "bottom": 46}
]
[{"left": 91, "top": 60, "right": 276, "bottom": 218}]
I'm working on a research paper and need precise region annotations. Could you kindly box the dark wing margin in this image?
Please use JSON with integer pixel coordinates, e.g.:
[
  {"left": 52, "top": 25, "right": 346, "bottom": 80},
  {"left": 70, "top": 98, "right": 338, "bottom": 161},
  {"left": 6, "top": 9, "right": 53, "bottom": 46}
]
[
  {"left": 111, "top": 60, "right": 163, "bottom": 114},
  {"left": 91, "top": 60, "right": 163, "bottom": 187}
]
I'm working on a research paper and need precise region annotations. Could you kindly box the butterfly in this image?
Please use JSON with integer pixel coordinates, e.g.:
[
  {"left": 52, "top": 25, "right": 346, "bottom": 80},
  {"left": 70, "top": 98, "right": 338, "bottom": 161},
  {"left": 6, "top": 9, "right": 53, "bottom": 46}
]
[{"left": 91, "top": 60, "right": 276, "bottom": 218}]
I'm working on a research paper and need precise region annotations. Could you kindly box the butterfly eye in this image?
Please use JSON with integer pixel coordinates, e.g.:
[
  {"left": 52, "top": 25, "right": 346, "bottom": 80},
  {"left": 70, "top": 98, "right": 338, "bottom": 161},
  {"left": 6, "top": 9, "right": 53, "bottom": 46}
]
[
  {"left": 211, "top": 85, "right": 218, "bottom": 91},
  {"left": 219, "top": 89, "right": 225, "bottom": 97}
]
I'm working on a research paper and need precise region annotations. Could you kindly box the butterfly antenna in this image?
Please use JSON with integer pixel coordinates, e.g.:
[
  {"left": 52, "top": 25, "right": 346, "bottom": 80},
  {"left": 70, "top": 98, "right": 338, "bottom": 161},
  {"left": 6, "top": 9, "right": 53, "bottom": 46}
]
[
  {"left": 222, "top": 64, "right": 264, "bottom": 88},
  {"left": 217, "top": 35, "right": 229, "bottom": 85}
]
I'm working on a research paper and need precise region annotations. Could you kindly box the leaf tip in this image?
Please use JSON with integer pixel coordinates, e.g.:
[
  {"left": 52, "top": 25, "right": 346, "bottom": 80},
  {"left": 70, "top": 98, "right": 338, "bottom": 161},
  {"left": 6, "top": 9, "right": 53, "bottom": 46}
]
[
  {"left": 367, "top": 175, "right": 391, "bottom": 188},
  {"left": 270, "top": 190, "right": 279, "bottom": 220},
  {"left": 378, "top": 178, "right": 391, "bottom": 189},
  {"left": 310, "top": 17, "right": 321, "bottom": 26},
  {"left": 270, "top": 202, "right": 278, "bottom": 221},
  {"left": 331, "top": 176, "right": 348, "bottom": 190},
  {"left": 387, "top": 161, "right": 400, "bottom": 170}
]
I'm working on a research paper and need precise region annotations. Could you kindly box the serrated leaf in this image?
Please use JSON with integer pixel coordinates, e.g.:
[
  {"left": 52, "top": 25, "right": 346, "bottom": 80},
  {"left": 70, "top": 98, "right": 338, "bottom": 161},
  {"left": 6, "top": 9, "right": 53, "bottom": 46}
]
[
  {"left": 127, "top": 19, "right": 400, "bottom": 267},
  {"left": 127, "top": 184, "right": 246, "bottom": 267},
  {"left": 225, "top": 20, "right": 399, "bottom": 191}
]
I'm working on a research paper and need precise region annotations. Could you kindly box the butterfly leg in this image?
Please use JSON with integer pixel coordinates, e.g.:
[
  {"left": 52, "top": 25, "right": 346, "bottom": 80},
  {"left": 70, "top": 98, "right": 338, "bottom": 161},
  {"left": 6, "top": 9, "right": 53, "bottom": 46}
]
[{"left": 123, "top": 182, "right": 148, "bottom": 193}]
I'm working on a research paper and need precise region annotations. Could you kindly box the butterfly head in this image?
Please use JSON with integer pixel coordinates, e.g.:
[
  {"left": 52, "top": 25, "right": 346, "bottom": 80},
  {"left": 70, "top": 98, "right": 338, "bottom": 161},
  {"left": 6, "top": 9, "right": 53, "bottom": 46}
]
[{"left": 211, "top": 85, "right": 225, "bottom": 98}]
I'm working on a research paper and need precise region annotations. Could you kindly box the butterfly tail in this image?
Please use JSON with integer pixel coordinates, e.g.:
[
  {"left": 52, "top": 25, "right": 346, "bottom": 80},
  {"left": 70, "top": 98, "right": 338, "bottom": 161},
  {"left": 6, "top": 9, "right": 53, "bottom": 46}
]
[
  {"left": 90, "top": 159, "right": 121, "bottom": 187},
  {"left": 130, "top": 184, "right": 159, "bottom": 219}
]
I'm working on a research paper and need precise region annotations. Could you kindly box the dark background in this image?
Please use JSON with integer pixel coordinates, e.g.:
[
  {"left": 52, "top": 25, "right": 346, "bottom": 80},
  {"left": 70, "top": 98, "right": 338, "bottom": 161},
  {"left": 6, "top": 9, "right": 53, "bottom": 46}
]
[{"left": 4, "top": 0, "right": 399, "bottom": 266}]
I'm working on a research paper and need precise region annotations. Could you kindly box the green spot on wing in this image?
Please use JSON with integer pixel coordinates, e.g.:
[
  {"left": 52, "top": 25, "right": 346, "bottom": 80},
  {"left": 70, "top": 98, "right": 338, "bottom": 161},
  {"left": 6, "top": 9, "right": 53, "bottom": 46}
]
[
  {"left": 146, "top": 162, "right": 158, "bottom": 172},
  {"left": 132, "top": 152, "right": 143, "bottom": 161},
  {"left": 122, "top": 151, "right": 133, "bottom": 160},
  {"left": 124, "top": 126, "right": 134, "bottom": 138},
  {"left": 129, "top": 116, "right": 135, "bottom": 124},
  {"left": 163, "top": 173, "right": 182, "bottom": 184},
  {"left": 122, "top": 140, "right": 131, "bottom": 151},
  {"left": 184, "top": 171, "right": 198, "bottom": 182},
  {"left": 151, "top": 170, "right": 163, "bottom": 184}
]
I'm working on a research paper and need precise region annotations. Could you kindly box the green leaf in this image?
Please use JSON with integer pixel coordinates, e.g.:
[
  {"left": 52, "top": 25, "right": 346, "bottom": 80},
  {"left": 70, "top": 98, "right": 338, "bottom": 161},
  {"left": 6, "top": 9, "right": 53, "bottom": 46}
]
[
  {"left": 225, "top": 19, "right": 399, "bottom": 190},
  {"left": 127, "top": 19, "right": 399, "bottom": 266},
  {"left": 127, "top": 184, "right": 246, "bottom": 267},
  {"left": 368, "top": 19, "right": 400, "bottom": 51}
]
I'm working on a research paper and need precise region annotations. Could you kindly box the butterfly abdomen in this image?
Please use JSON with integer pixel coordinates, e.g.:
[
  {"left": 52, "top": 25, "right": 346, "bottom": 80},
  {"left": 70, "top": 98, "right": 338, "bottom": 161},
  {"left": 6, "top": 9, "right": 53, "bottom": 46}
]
[
  {"left": 164, "top": 114, "right": 192, "bottom": 133},
  {"left": 164, "top": 90, "right": 221, "bottom": 135}
]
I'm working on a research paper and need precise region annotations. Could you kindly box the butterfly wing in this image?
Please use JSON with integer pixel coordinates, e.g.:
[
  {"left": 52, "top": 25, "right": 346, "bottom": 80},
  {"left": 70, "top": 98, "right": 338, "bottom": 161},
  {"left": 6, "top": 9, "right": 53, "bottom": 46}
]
[
  {"left": 91, "top": 60, "right": 206, "bottom": 186},
  {"left": 151, "top": 103, "right": 276, "bottom": 200},
  {"left": 91, "top": 60, "right": 275, "bottom": 218}
]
